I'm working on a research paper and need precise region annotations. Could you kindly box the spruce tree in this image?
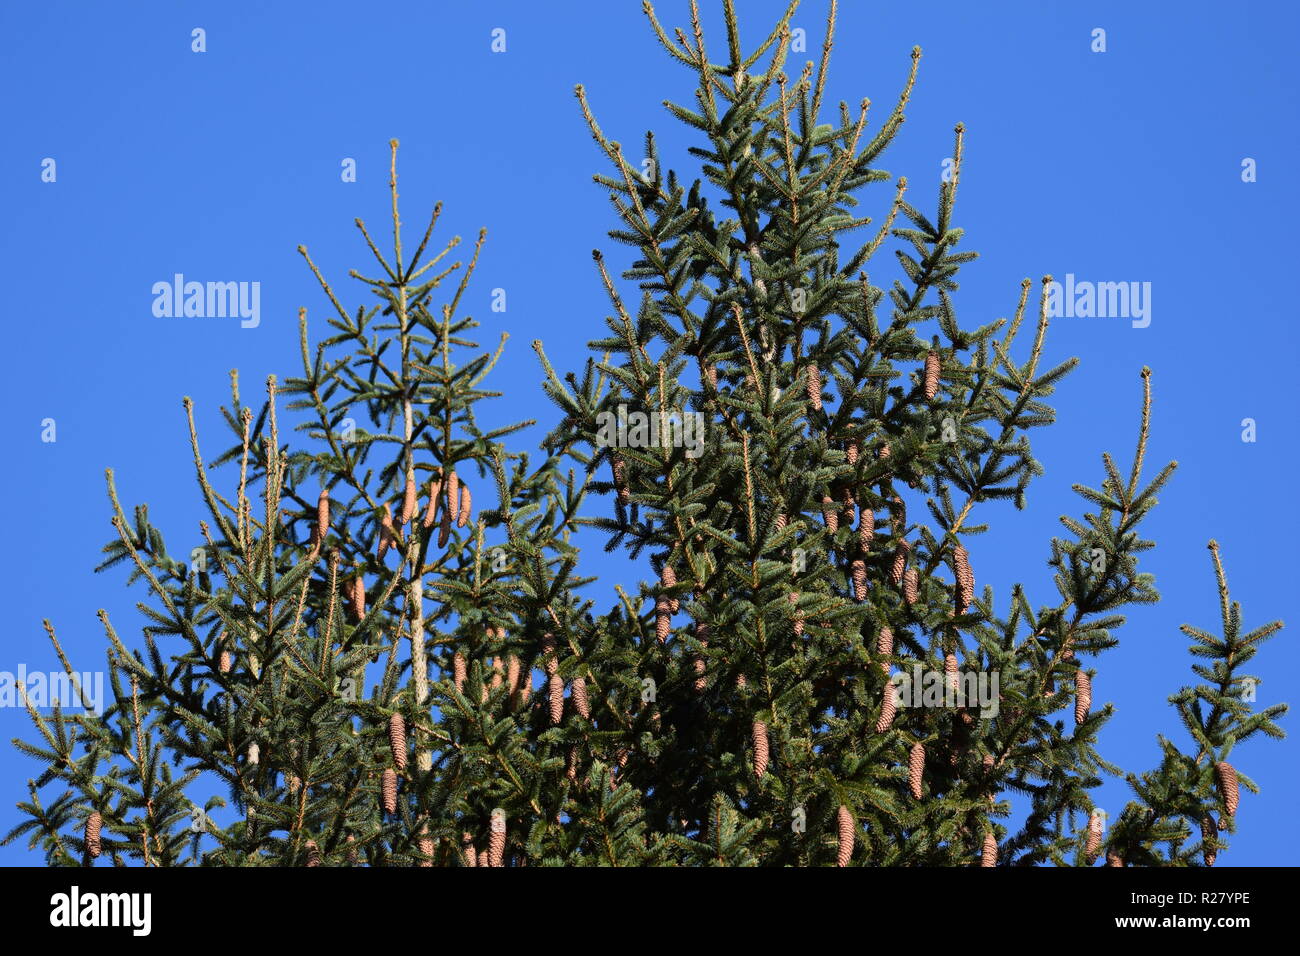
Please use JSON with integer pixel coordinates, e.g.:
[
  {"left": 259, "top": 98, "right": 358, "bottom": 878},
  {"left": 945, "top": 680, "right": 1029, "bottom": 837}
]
[{"left": 5, "top": 0, "right": 1286, "bottom": 867}]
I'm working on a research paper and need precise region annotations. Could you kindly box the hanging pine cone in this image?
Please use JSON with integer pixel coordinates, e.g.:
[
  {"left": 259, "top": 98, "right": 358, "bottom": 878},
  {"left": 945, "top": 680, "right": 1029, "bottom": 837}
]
[
  {"left": 458, "top": 482, "right": 472, "bottom": 528},
  {"left": 858, "top": 508, "right": 874, "bottom": 553},
  {"left": 462, "top": 832, "right": 476, "bottom": 867},
  {"left": 953, "top": 544, "right": 974, "bottom": 611},
  {"left": 402, "top": 476, "right": 418, "bottom": 527},
  {"left": 752, "top": 720, "right": 769, "bottom": 780},
  {"left": 1106, "top": 851, "right": 1124, "bottom": 867},
  {"left": 477, "top": 848, "right": 489, "bottom": 868},
  {"left": 347, "top": 576, "right": 366, "bottom": 622},
  {"left": 378, "top": 503, "right": 396, "bottom": 560},
  {"left": 661, "top": 564, "right": 679, "bottom": 613},
  {"left": 908, "top": 742, "right": 925, "bottom": 799},
  {"left": 1085, "top": 812, "right": 1103, "bottom": 863},
  {"left": 506, "top": 654, "right": 521, "bottom": 695},
  {"left": 316, "top": 489, "right": 330, "bottom": 545},
  {"left": 851, "top": 559, "right": 867, "bottom": 602},
  {"left": 775, "top": 511, "right": 788, "bottom": 531},
  {"left": 877, "top": 626, "right": 894, "bottom": 658},
  {"left": 1215, "top": 761, "right": 1239, "bottom": 816},
  {"left": 902, "top": 567, "right": 919, "bottom": 604},
  {"left": 875, "top": 685, "right": 897, "bottom": 733},
  {"left": 446, "top": 470, "right": 460, "bottom": 522},
  {"left": 923, "top": 349, "right": 940, "bottom": 401},
  {"left": 381, "top": 768, "right": 398, "bottom": 816},
  {"left": 304, "top": 839, "right": 321, "bottom": 867},
  {"left": 452, "top": 651, "right": 467, "bottom": 694},
  {"left": 806, "top": 365, "right": 822, "bottom": 410},
  {"left": 821, "top": 495, "right": 838, "bottom": 533},
  {"left": 847, "top": 438, "right": 860, "bottom": 466},
  {"left": 541, "top": 633, "right": 558, "bottom": 676},
  {"left": 1074, "top": 670, "right": 1091, "bottom": 724},
  {"left": 346, "top": 834, "right": 359, "bottom": 866},
  {"left": 1201, "top": 815, "right": 1218, "bottom": 866},
  {"left": 490, "top": 656, "right": 504, "bottom": 692},
  {"left": 789, "top": 592, "right": 804, "bottom": 637},
  {"left": 488, "top": 820, "right": 506, "bottom": 868},
  {"left": 388, "top": 713, "right": 407, "bottom": 772},
  {"left": 693, "top": 628, "right": 709, "bottom": 693},
  {"left": 611, "top": 455, "right": 630, "bottom": 504},
  {"left": 85, "top": 811, "right": 102, "bottom": 859},
  {"left": 423, "top": 474, "right": 443, "bottom": 529},
  {"left": 945, "top": 652, "right": 959, "bottom": 695},
  {"left": 418, "top": 829, "right": 434, "bottom": 867},
  {"left": 218, "top": 644, "right": 232, "bottom": 674},
  {"left": 656, "top": 598, "right": 672, "bottom": 643},
  {"left": 836, "top": 805, "right": 854, "bottom": 866},
  {"left": 841, "top": 487, "right": 857, "bottom": 527},
  {"left": 981, "top": 831, "right": 997, "bottom": 867},
  {"left": 890, "top": 541, "right": 909, "bottom": 585},
  {"left": 705, "top": 364, "right": 718, "bottom": 389},
  {"left": 571, "top": 676, "right": 590, "bottom": 719},
  {"left": 548, "top": 673, "right": 564, "bottom": 726},
  {"left": 437, "top": 501, "right": 452, "bottom": 548}
]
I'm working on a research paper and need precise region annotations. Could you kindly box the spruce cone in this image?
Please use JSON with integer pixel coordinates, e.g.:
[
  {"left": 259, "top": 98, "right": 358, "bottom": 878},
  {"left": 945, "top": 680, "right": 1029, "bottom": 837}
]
[
  {"left": 908, "top": 742, "right": 925, "bottom": 799},
  {"left": 923, "top": 350, "right": 940, "bottom": 401},
  {"left": 347, "top": 576, "right": 366, "bottom": 621},
  {"left": 693, "top": 628, "right": 709, "bottom": 693},
  {"left": 571, "top": 676, "right": 590, "bottom": 719},
  {"left": 452, "top": 651, "right": 467, "bottom": 694},
  {"left": 661, "top": 564, "right": 679, "bottom": 613},
  {"left": 1074, "top": 670, "right": 1091, "bottom": 725},
  {"left": 446, "top": 470, "right": 460, "bottom": 522},
  {"left": 1085, "top": 812, "right": 1103, "bottom": 863},
  {"left": 490, "top": 656, "right": 504, "bottom": 692},
  {"left": 903, "top": 568, "right": 919, "bottom": 604},
  {"left": 418, "top": 830, "right": 434, "bottom": 867},
  {"left": 656, "top": 598, "right": 672, "bottom": 643},
  {"left": 381, "top": 768, "right": 398, "bottom": 816},
  {"left": 841, "top": 487, "right": 857, "bottom": 527},
  {"left": 981, "top": 831, "right": 997, "bottom": 867},
  {"left": 611, "top": 455, "right": 630, "bottom": 504},
  {"left": 316, "top": 489, "right": 330, "bottom": 545},
  {"left": 859, "top": 508, "right": 874, "bottom": 553},
  {"left": 388, "top": 713, "right": 407, "bottom": 772},
  {"left": 541, "top": 633, "right": 558, "bottom": 676},
  {"left": 85, "top": 811, "right": 102, "bottom": 859},
  {"left": 488, "top": 822, "right": 506, "bottom": 868},
  {"left": 458, "top": 482, "right": 472, "bottom": 528},
  {"left": 945, "top": 653, "right": 959, "bottom": 695},
  {"left": 437, "top": 502, "right": 452, "bottom": 548},
  {"left": 423, "top": 474, "right": 443, "bottom": 529},
  {"left": 846, "top": 439, "right": 860, "bottom": 466},
  {"left": 851, "top": 559, "right": 867, "bottom": 602},
  {"left": 548, "top": 673, "right": 564, "bottom": 726},
  {"left": 789, "top": 592, "right": 804, "bottom": 637},
  {"left": 477, "top": 848, "right": 489, "bottom": 868},
  {"left": 1106, "top": 851, "right": 1124, "bottom": 868},
  {"left": 566, "top": 745, "right": 580, "bottom": 783},
  {"left": 305, "top": 839, "right": 321, "bottom": 867},
  {"left": 402, "top": 476, "right": 418, "bottom": 527},
  {"left": 506, "top": 654, "right": 521, "bottom": 695},
  {"left": 953, "top": 544, "right": 974, "bottom": 610},
  {"left": 806, "top": 365, "right": 822, "bottom": 410},
  {"left": 462, "top": 832, "right": 476, "bottom": 867},
  {"left": 218, "top": 647, "right": 232, "bottom": 674},
  {"left": 1215, "top": 762, "right": 1239, "bottom": 816},
  {"left": 877, "top": 626, "right": 894, "bottom": 658},
  {"left": 378, "top": 503, "right": 396, "bottom": 560},
  {"left": 347, "top": 834, "right": 359, "bottom": 865},
  {"left": 1201, "top": 815, "right": 1217, "bottom": 866},
  {"left": 836, "top": 805, "right": 854, "bottom": 867},
  {"left": 890, "top": 541, "right": 909, "bottom": 586},
  {"left": 821, "top": 495, "right": 838, "bottom": 533},
  {"left": 705, "top": 364, "right": 718, "bottom": 389},
  {"left": 752, "top": 720, "right": 769, "bottom": 780},
  {"left": 875, "top": 684, "right": 897, "bottom": 733},
  {"left": 775, "top": 511, "right": 788, "bottom": 531}
]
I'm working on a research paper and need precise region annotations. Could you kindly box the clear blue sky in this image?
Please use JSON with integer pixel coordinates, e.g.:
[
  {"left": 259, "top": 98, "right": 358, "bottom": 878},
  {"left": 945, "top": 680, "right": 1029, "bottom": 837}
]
[{"left": 2, "top": 0, "right": 1296, "bottom": 865}]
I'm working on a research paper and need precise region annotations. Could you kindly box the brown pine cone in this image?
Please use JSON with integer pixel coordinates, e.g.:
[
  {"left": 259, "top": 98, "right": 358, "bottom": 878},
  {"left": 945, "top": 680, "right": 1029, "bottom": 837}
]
[
  {"left": 378, "top": 503, "right": 397, "bottom": 561},
  {"left": 611, "top": 455, "right": 631, "bottom": 504},
  {"left": 851, "top": 559, "right": 867, "bottom": 602},
  {"left": 661, "top": 564, "right": 679, "bottom": 613},
  {"left": 945, "top": 652, "right": 959, "bottom": 694},
  {"left": 806, "top": 365, "right": 822, "bottom": 410},
  {"left": 877, "top": 626, "right": 895, "bottom": 658},
  {"left": 315, "top": 489, "right": 330, "bottom": 545},
  {"left": 346, "top": 576, "right": 366, "bottom": 622},
  {"left": 656, "top": 600, "right": 672, "bottom": 644},
  {"left": 423, "top": 474, "right": 443, "bottom": 529},
  {"left": 488, "top": 820, "right": 506, "bottom": 868},
  {"left": 775, "top": 511, "right": 788, "bottom": 531},
  {"left": 85, "top": 811, "right": 102, "bottom": 859},
  {"left": 1085, "top": 811, "right": 1103, "bottom": 863},
  {"left": 490, "top": 657, "right": 504, "bottom": 692},
  {"left": 693, "top": 630, "right": 709, "bottom": 693},
  {"left": 566, "top": 745, "right": 580, "bottom": 783},
  {"left": 305, "top": 839, "right": 321, "bottom": 867},
  {"left": 418, "top": 829, "right": 434, "bottom": 867},
  {"left": 571, "top": 676, "right": 590, "bottom": 719},
  {"left": 841, "top": 487, "right": 858, "bottom": 527},
  {"left": 981, "top": 831, "right": 997, "bottom": 867},
  {"left": 437, "top": 502, "right": 452, "bottom": 548},
  {"left": 347, "top": 834, "right": 359, "bottom": 865},
  {"left": 875, "top": 685, "right": 897, "bottom": 733},
  {"left": 388, "top": 713, "right": 407, "bottom": 772},
  {"left": 923, "top": 350, "right": 940, "bottom": 400},
  {"left": 548, "top": 673, "right": 564, "bottom": 726},
  {"left": 902, "top": 568, "right": 919, "bottom": 604},
  {"left": 1106, "top": 851, "right": 1124, "bottom": 867},
  {"left": 704, "top": 364, "right": 718, "bottom": 389},
  {"left": 446, "top": 470, "right": 460, "bottom": 522},
  {"left": 1201, "top": 815, "right": 1218, "bottom": 866},
  {"left": 821, "top": 495, "right": 838, "bottom": 533},
  {"left": 452, "top": 651, "right": 467, "bottom": 694},
  {"left": 218, "top": 646, "right": 232, "bottom": 674},
  {"left": 1074, "top": 670, "right": 1091, "bottom": 725},
  {"left": 890, "top": 541, "right": 909, "bottom": 586},
  {"left": 879, "top": 442, "right": 891, "bottom": 461},
  {"left": 908, "top": 742, "right": 925, "bottom": 799},
  {"left": 836, "top": 805, "right": 854, "bottom": 867},
  {"left": 1215, "top": 762, "right": 1239, "bottom": 816},
  {"left": 541, "top": 633, "right": 558, "bottom": 676},
  {"left": 858, "top": 508, "right": 874, "bottom": 553},
  {"left": 477, "top": 848, "right": 489, "bottom": 868},
  {"left": 953, "top": 544, "right": 975, "bottom": 610},
  {"left": 506, "top": 655, "right": 521, "bottom": 696},
  {"left": 402, "top": 476, "right": 418, "bottom": 527},
  {"left": 381, "top": 768, "right": 398, "bottom": 816},
  {"left": 846, "top": 439, "right": 860, "bottom": 466},
  {"left": 752, "top": 720, "right": 769, "bottom": 780},
  {"left": 789, "top": 592, "right": 803, "bottom": 637},
  {"left": 457, "top": 481, "right": 472, "bottom": 528},
  {"left": 462, "top": 832, "right": 476, "bottom": 867}
]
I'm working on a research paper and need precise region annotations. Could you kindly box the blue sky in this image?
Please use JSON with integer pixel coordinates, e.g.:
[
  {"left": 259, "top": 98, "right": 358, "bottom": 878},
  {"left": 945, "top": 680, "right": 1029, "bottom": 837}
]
[{"left": 1, "top": 0, "right": 1296, "bottom": 865}]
